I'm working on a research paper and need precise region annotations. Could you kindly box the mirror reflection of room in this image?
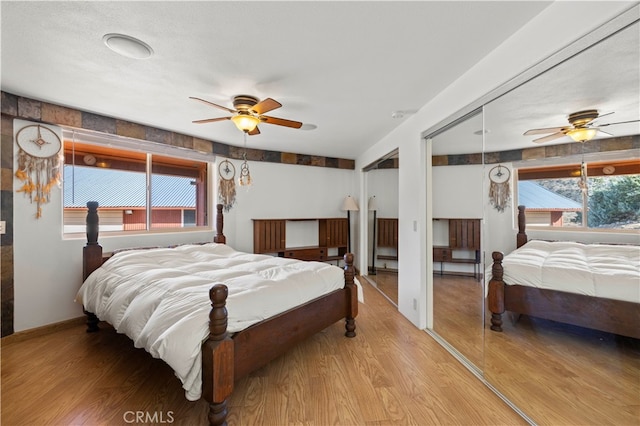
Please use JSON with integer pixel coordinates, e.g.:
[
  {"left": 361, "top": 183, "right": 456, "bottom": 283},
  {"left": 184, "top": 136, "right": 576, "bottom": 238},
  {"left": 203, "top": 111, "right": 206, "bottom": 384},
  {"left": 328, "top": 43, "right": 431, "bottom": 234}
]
[
  {"left": 364, "top": 150, "right": 399, "bottom": 305},
  {"left": 429, "top": 110, "right": 485, "bottom": 371},
  {"left": 480, "top": 19, "right": 639, "bottom": 425}
]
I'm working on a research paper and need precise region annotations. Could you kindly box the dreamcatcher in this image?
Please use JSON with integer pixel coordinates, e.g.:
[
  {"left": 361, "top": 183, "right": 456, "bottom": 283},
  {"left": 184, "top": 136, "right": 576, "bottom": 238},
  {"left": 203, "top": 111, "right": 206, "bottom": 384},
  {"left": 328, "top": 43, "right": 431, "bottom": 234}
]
[
  {"left": 488, "top": 164, "right": 511, "bottom": 213},
  {"left": 218, "top": 159, "right": 237, "bottom": 212},
  {"left": 15, "top": 124, "right": 63, "bottom": 218}
]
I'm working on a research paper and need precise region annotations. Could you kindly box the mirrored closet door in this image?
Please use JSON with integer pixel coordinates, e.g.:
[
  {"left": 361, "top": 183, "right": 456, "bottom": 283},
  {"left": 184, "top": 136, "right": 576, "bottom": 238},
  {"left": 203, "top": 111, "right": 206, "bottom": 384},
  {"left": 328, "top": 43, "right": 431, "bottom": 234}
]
[
  {"left": 425, "top": 9, "right": 639, "bottom": 424},
  {"left": 481, "top": 18, "right": 640, "bottom": 425},
  {"left": 429, "top": 110, "right": 485, "bottom": 371},
  {"left": 363, "top": 149, "right": 399, "bottom": 305}
]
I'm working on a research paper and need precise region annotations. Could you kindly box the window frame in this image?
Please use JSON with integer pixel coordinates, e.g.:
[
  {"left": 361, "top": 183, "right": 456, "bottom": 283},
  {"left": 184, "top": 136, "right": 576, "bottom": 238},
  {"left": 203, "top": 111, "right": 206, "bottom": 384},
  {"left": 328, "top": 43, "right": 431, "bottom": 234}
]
[
  {"left": 514, "top": 153, "right": 640, "bottom": 233},
  {"left": 62, "top": 129, "right": 214, "bottom": 237}
]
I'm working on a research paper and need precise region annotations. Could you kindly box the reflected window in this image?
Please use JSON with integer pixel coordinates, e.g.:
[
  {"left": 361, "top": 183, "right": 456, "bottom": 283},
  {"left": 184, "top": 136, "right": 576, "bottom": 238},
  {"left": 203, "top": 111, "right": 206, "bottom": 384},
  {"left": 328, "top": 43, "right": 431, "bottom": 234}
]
[{"left": 517, "top": 159, "right": 639, "bottom": 230}]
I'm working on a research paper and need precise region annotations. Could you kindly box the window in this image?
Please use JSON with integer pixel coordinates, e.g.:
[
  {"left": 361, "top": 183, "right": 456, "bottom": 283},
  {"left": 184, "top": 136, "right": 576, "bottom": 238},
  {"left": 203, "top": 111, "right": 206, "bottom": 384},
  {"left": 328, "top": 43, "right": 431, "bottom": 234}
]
[
  {"left": 63, "top": 141, "right": 209, "bottom": 234},
  {"left": 517, "top": 159, "right": 640, "bottom": 230}
]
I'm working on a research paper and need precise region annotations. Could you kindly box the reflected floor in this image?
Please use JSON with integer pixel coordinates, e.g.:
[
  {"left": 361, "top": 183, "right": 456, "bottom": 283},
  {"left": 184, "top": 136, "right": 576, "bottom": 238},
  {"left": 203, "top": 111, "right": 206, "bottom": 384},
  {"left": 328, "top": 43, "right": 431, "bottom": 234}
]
[
  {"left": 433, "top": 274, "right": 484, "bottom": 369},
  {"left": 485, "top": 310, "right": 640, "bottom": 425},
  {"left": 364, "top": 270, "right": 398, "bottom": 306},
  {"left": 433, "top": 273, "right": 639, "bottom": 424}
]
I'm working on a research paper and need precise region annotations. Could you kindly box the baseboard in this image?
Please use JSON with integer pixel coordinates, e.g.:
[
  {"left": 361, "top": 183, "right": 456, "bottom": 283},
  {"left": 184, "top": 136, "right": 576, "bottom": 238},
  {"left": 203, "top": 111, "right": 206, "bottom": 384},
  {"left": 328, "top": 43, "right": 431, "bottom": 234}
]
[
  {"left": 1, "top": 316, "right": 86, "bottom": 345},
  {"left": 371, "top": 267, "right": 398, "bottom": 273},
  {"left": 434, "top": 271, "right": 481, "bottom": 279}
]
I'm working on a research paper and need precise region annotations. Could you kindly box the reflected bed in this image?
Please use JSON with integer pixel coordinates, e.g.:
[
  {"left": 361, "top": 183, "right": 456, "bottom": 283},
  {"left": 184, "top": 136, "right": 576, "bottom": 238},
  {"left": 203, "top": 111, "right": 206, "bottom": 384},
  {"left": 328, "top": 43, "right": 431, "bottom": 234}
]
[{"left": 488, "top": 206, "right": 640, "bottom": 339}]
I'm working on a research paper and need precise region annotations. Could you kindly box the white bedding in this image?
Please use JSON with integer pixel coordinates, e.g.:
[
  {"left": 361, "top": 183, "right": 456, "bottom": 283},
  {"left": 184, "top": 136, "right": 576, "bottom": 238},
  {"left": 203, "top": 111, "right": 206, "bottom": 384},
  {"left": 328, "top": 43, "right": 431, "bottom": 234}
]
[
  {"left": 495, "top": 240, "right": 640, "bottom": 303},
  {"left": 76, "top": 243, "right": 352, "bottom": 401}
]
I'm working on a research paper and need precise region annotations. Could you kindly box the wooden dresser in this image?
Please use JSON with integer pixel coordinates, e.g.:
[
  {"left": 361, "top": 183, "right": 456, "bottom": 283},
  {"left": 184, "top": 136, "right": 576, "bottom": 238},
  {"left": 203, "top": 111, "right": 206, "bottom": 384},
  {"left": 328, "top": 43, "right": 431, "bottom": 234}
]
[
  {"left": 433, "top": 218, "right": 481, "bottom": 277},
  {"left": 252, "top": 218, "right": 348, "bottom": 263},
  {"left": 376, "top": 217, "right": 399, "bottom": 263}
]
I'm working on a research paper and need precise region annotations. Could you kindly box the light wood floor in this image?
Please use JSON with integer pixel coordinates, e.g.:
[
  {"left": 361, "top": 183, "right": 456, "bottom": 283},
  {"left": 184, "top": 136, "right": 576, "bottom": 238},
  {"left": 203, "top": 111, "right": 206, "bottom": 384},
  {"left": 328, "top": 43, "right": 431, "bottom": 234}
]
[
  {"left": 485, "top": 310, "right": 640, "bottom": 425},
  {"left": 432, "top": 274, "right": 640, "bottom": 426},
  {"left": 365, "top": 270, "right": 398, "bottom": 305},
  {"left": 1, "top": 279, "right": 524, "bottom": 426},
  {"left": 433, "top": 274, "right": 484, "bottom": 369}
]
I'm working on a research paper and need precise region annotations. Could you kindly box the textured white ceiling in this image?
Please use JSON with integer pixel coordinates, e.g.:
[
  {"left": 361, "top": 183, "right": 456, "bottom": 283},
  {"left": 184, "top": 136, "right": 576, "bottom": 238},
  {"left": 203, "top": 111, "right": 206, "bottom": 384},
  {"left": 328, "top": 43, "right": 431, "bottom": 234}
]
[
  {"left": 432, "top": 18, "right": 640, "bottom": 155},
  {"left": 1, "top": 1, "right": 554, "bottom": 159}
]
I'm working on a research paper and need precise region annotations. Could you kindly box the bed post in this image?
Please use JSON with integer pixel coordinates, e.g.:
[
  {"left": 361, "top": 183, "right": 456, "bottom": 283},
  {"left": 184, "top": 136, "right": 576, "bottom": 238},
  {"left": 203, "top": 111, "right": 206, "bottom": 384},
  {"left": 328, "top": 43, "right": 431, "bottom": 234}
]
[
  {"left": 83, "top": 201, "right": 102, "bottom": 332},
  {"left": 516, "top": 205, "right": 528, "bottom": 248},
  {"left": 488, "top": 251, "right": 505, "bottom": 332},
  {"left": 202, "top": 284, "right": 234, "bottom": 426},
  {"left": 214, "top": 204, "right": 226, "bottom": 244},
  {"left": 343, "top": 253, "right": 358, "bottom": 337}
]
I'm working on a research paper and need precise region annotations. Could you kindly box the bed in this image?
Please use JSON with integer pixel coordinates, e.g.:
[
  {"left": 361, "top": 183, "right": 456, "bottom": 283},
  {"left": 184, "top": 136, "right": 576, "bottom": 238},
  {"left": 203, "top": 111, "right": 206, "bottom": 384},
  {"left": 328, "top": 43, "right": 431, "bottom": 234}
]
[
  {"left": 487, "top": 205, "right": 640, "bottom": 339},
  {"left": 78, "top": 202, "right": 359, "bottom": 426}
]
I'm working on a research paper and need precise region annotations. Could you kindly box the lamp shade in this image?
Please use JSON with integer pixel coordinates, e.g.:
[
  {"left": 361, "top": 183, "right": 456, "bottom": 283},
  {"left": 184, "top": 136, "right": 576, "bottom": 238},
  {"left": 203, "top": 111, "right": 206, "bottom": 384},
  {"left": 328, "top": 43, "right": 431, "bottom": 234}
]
[
  {"left": 368, "top": 195, "right": 378, "bottom": 211},
  {"left": 567, "top": 127, "right": 598, "bottom": 143},
  {"left": 231, "top": 113, "right": 260, "bottom": 132},
  {"left": 341, "top": 195, "right": 359, "bottom": 211}
]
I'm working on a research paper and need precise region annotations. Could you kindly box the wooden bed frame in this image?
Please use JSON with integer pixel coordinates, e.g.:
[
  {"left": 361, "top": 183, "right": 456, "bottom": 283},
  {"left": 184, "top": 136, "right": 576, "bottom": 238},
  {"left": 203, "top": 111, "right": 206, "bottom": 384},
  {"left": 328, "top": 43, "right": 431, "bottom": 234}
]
[
  {"left": 82, "top": 202, "right": 358, "bottom": 426},
  {"left": 488, "top": 205, "right": 640, "bottom": 340}
]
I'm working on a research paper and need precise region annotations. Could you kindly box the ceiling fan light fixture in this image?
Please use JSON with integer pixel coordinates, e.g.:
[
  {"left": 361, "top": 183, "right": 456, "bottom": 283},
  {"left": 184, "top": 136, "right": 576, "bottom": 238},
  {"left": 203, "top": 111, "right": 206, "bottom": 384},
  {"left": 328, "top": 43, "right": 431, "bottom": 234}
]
[
  {"left": 567, "top": 127, "right": 598, "bottom": 143},
  {"left": 231, "top": 114, "right": 260, "bottom": 133}
]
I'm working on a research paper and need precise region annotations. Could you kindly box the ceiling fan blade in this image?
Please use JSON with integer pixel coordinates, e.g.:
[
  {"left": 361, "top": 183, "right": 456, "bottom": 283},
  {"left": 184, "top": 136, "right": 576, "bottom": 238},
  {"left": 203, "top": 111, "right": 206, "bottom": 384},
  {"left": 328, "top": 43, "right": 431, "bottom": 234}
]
[
  {"left": 248, "top": 126, "right": 261, "bottom": 136},
  {"left": 189, "top": 97, "right": 236, "bottom": 114},
  {"left": 595, "top": 128, "right": 613, "bottom": 137},
  {"left": 594, "top": 111, "right": 615, "bottom": 121},
  {"left": 261, "top": 115, "right": 303, "bottom": 129},
  {"left": 523, "top": 126, "right": 567, "bottom": 135},
  {"left": 598, "top": 119, "right": 640, "bottom": 127},
  {"left": 252, "top": 98, "right": 282, "bottom": 115},
  {"left": 532, "top": 131, "right": 566, "bottom": 144},
  {"left": 192, "top": 117, "right": 231, "bottom": 124}
]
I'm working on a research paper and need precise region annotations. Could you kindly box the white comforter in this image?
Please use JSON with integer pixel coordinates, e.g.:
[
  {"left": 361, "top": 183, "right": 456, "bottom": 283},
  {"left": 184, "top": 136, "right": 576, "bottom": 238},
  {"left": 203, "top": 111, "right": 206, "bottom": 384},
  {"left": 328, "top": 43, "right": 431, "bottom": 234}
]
[
  {"left": 76, "top": 243, "right": 348, "bottom": 401},
  {"left": 497, "top": 240, "right": 640, "bottom": 303}
]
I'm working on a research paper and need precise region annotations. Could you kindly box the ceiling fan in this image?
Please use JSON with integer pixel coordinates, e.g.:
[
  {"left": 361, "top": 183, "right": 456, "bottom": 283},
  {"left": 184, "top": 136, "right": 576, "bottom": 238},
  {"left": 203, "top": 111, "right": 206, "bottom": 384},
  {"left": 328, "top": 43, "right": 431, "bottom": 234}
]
[
  {"left": 189, "top": 94, "right": 303, "bottom": 135},
  {"left": 523, "top": 109, "right": 640, "bottom": 144}
]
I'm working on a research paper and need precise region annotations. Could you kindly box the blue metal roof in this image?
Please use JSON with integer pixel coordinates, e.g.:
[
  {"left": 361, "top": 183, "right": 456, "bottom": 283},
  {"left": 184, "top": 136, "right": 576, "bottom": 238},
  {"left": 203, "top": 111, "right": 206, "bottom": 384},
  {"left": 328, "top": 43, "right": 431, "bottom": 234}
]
[
  {"left": 64, "top": 165, "right": 196, "bottom": 208},
  {"left": 518, "top": 181, "right": 581, "bottom": 210}
]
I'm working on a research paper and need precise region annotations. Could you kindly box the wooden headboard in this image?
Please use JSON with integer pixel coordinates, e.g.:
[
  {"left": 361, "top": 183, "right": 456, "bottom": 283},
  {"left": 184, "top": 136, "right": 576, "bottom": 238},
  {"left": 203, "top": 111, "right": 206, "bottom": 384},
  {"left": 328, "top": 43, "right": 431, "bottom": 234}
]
[
  {"left": 516, "top": 205, "right": 528, "bottom": 248},
  {"left": 82, "top": 202, "right": 227, "bottom": 281}
]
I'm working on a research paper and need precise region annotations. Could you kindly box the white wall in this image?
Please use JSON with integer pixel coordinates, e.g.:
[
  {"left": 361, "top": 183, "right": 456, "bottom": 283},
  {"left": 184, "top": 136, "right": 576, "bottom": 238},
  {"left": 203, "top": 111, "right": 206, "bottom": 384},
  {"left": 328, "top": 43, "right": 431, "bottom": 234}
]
[
  {"left": 432, "top": 165, "right": 483, "bottom": 219},
  {"left": 355, "top": 2, "right": 635, "bottom": 329},
  {"left": 221, "top": 160, "right": 357, "bottom": 254},
  {"left": 13, "top": 126, "right": 356, "bottom": 332}
]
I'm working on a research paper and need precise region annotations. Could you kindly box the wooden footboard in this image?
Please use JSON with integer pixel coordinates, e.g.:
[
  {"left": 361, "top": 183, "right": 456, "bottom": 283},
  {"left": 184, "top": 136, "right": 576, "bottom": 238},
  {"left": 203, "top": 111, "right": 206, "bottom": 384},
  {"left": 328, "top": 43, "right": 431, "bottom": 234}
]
[
  {"left": 81, "top": 202, "right": 358, "bottom": 426},
  {"left": 201, "top": 252, "right": 357, "bottom": 426}
]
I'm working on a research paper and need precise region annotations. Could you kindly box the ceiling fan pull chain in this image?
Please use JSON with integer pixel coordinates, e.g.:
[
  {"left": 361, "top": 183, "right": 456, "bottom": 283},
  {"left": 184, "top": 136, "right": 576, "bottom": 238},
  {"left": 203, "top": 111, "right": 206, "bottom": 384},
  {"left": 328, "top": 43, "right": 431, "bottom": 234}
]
[{"left": 239, "top": 132, "right": 252, "bottom": 187}]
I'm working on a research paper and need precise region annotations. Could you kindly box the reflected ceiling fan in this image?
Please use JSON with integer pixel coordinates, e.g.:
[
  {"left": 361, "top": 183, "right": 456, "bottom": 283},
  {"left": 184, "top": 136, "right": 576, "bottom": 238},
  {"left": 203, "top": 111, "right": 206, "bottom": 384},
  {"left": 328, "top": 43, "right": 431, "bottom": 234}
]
[
  {"left": 189, "top": 94, "right": 302, "bottom": 135},
  {"left": 523, "top": 109, "right": 640, "bottom": 144}
]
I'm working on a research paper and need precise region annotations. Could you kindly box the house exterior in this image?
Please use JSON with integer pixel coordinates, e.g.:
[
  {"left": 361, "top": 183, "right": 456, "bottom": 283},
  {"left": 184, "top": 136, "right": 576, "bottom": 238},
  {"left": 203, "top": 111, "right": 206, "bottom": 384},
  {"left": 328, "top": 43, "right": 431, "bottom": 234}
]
[
  {"left": 63, "top": 166, "right": 197, "bottom": 232},
  {"left": 517, "top": 180, "right": 582, "bottom": 227}
]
